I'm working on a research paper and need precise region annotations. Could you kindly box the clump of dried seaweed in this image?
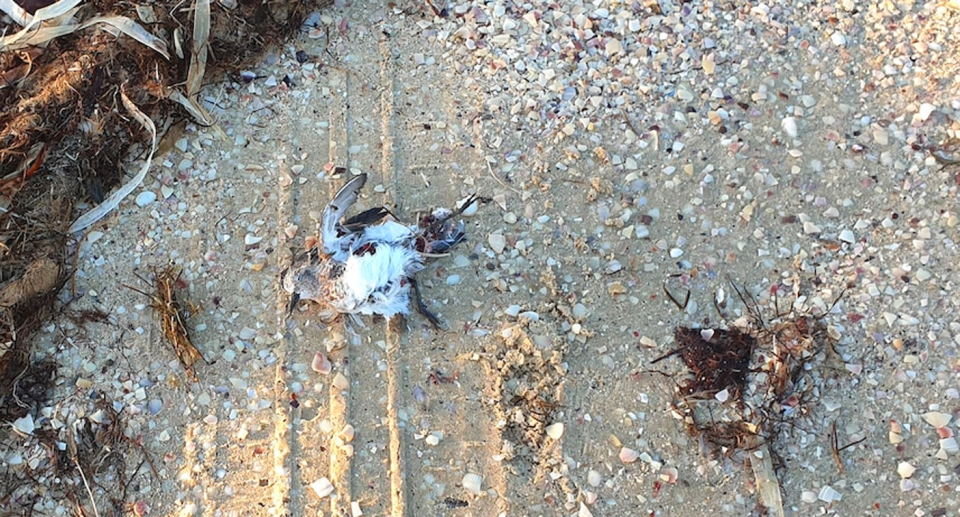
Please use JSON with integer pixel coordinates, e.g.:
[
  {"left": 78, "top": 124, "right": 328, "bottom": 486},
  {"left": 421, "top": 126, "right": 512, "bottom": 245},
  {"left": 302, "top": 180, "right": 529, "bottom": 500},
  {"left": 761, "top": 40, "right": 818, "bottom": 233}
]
[
  {"left": 0, "top": 0, "right": 323, "bottom": 427},
  {"left": 653, "top": 326, "right": 756, "bottom": 399},
  {"left": 2, "top": 394, "right": 156, "bottom": 515},
  {"left": 0, "top": 203, "right": 70, "bottom": 421},
  {"left": 655, "top": 277, "right": 844, "bottom": 516},
  {"left": 131, "top": 265, "right": 206, "bottom": 382}
]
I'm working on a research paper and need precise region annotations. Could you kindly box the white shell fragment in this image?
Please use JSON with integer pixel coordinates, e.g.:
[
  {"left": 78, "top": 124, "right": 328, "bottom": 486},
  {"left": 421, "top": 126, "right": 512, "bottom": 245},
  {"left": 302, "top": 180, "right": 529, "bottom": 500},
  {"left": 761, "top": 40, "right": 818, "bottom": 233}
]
[
  {"left": 578, "top": 502, "right": 594, "bottom": 517},
  {"left": 544, "top": 422, "right": 564, "bottom": 440},
  {"left": 922, "top": 411, "right": 952, "bottom": 429},
  {"left": 941, "top": 437, "right": 959, "bottom": 454},
  {"left": 462, "top": 472, "right": 483, "bottom": 495},
  {"left": 715, "top": 388, "right": 729, "bottom": 402},
  {"left": 332, "top": 372, "right": 349, "bottom": 390},
  {"left": 341, "top": 424, "right": 355, "bottom": 443},
  {"left": 897, "top": 461, "right": 916, "bottom": 479},
  {"left": 89, "top": 409, "right": 110, "bottom": 424},
  {"left": 12, "top": 414, "right": 35, "bottom": 436},
  {"left": 587, "top": 469, "right": 601, "bottom": 487},
  {"left": 817, "top": 485, "right": 842, "bottom": 503},
  {"left": 619, "top": 447, "right": 639, "bottom": 464},
  {"left": 781, "top": 117, "right": 798, "bottom": 138},
  {"left": 310, "top": 477, "right": 334, "bottom": 499},
  {"left": 889, "top": 420, "right": 904, "bottom": 445}
]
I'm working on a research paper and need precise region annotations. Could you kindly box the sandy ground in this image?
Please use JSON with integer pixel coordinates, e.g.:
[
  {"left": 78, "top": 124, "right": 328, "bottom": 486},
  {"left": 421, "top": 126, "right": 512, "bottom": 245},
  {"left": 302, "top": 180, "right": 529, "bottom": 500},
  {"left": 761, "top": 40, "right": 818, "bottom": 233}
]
[{"left": 7, "top": 0, "right": 960, "bottom": 516}]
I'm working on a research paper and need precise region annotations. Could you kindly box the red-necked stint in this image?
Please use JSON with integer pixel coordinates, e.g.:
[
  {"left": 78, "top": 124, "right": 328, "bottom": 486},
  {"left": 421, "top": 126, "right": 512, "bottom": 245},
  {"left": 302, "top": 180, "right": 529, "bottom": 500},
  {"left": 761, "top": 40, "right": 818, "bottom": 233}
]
[{"left": 282, "top": 173, "right": 486, "bottom": 328}]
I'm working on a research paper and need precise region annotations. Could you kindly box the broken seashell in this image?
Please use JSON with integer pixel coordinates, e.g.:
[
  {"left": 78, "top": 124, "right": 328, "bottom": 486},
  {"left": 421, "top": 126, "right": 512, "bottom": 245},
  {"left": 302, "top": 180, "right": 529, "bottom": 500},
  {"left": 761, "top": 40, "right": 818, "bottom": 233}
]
[
  {"left": 310, "top": 477, "right": 334, "bottom": 499},
  {"left": 922, "top": 411, "right": 952, "bottom": 429},
  {"left": 659, "top": 466, "right": 679, "bottom": 484},
  {"left": 341, "top": 424, "right": 355, "bottom": 443},
  {"left": 311, "top": 352, "right": 331, "bottom": 374},
  {"left": 462, "top": 472, "right": 483, "bottom": 495},
  {"left": 942, "top": 437, "right": 960, "bottom": 454},
  {"left": 12, "top": 414, "right": 35, "bottom": 436},
  {"left": 897, "top": 461, "right": 916, "bottom": 479},
  {"left": 817, "top": 485, "right": 842, "bottom": 503},
  {"left": 545, "top": 422, "right": 564, "bottom": 440}
]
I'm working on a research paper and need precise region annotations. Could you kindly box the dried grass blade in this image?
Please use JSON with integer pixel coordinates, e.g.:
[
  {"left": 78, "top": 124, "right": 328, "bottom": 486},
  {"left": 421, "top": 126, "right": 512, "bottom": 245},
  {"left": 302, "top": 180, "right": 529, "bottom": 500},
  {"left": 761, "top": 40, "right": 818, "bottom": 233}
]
[
  {"left": 0, "top": 0, "right": 31, "bottom": 26},
  {"left": 81, "top": 15, "right": 170, "bottom": 59},
  {"left": 1, "top": 12, "right": 168, "bottom": 57},
  {"left": 0, "top": 0, "right": 83, "bottom": 47},
  {"left": 167, "top": 89, "right": 214, "bottom": 126},
  {"left": 186, "top": 0, "right": 210, "bottom": 96},
  {"left": 0, "top": 22, "right": 78, "bottom": 51},
  {"left": 69, "top": 88, "right": 157, "bottom": 233}
]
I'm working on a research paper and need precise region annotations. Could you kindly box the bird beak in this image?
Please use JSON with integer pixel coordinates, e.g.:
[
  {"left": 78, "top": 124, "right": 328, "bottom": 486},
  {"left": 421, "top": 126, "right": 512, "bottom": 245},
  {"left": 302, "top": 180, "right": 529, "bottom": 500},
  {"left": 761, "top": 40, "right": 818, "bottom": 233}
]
[{"left": 287, "top": 292, "right": 301, "bottom": 315}]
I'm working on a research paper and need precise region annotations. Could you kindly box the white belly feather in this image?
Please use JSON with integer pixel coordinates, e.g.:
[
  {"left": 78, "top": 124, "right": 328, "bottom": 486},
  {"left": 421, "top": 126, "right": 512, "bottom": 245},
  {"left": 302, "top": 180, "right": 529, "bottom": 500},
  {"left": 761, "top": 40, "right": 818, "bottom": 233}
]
[{"left": 336, "top": 243, "right": 424, "bottom": 317}]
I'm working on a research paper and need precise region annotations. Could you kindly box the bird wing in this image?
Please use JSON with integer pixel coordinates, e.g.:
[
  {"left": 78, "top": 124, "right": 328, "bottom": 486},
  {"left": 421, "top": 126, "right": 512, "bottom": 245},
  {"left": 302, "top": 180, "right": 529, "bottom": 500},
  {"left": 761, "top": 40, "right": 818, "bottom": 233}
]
[{"left": 321, "top": 173, "right": 368, "bottom": 255}]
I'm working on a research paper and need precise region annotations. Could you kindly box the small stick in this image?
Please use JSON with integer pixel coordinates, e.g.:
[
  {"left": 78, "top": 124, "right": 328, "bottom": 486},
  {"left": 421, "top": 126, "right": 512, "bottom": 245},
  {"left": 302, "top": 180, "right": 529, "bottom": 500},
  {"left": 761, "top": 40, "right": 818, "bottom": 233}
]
[
  {"left": 838, "top": 436, "right": 866, "bottom": 452},
  {"left": 830, "top": 420, "right": 841, "bottom": 474},
  {"left": 485, "top": 159, "right": 521, "bottom": 195}
]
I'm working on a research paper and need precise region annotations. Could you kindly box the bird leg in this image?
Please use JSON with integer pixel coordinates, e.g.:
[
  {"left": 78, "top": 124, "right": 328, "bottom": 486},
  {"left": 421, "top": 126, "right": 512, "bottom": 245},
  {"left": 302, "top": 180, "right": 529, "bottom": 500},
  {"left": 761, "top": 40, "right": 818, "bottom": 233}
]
[
  {"left": 286, "top": 292, "right": 301, "bottom": 316},
  {"left": 408, "top": 276, "right": 441, "bottom": 329},
  {"left": 428, "top": 194, "right": 492, "bottom": 233}
]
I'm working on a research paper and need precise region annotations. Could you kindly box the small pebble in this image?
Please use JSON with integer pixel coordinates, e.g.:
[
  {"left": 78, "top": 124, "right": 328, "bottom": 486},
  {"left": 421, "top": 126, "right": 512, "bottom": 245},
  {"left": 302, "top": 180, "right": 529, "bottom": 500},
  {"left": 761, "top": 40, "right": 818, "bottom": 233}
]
[
  {"left": 135, "top": 191, "right": 157, "bottom": 207},
  {"left": 488, "top": 233, "right": 506, "bottom": 254}
]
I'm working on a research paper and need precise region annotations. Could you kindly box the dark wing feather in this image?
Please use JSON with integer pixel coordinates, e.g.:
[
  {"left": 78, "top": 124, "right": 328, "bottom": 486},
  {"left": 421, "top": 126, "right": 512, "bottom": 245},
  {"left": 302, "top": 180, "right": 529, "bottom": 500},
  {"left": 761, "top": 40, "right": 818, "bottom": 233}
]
[{"left": 321, "top": 173, "right": 368, "bottom": 254}]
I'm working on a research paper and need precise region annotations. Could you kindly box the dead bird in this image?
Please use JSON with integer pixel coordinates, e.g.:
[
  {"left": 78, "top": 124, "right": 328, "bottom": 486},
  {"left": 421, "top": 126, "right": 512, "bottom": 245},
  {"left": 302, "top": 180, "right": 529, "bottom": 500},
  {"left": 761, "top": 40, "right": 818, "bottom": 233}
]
[{"left": 282, "top": 173, "right": 486, "bottom": 328}]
